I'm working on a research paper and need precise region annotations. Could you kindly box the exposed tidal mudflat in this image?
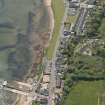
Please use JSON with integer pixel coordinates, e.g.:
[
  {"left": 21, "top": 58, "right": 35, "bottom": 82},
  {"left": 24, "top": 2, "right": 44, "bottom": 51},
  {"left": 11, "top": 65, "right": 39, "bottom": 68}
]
[{"left": 0, "top": 0, "right": 50, "bottom": 104}]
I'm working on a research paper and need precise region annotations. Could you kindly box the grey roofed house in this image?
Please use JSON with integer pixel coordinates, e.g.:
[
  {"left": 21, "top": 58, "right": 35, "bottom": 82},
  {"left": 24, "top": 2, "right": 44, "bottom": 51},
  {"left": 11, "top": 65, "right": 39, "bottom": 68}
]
[
  {"left": 68, "top": 8, "right": 77, "bottom": 16},
  {"left": 68, "top": 0, "right": 79, "bottom": 3},
  {"left": 61, "top": 80, "right": 64, "bottom": 89},
  {"left": 56, "top": 75, "right": 61, "bottom": 88},
  {"left": 40, "top": 99, "right": 48, "bottom": 105},
  {"left": 69, "top": 2, "right": 79, "bottom": 8}
]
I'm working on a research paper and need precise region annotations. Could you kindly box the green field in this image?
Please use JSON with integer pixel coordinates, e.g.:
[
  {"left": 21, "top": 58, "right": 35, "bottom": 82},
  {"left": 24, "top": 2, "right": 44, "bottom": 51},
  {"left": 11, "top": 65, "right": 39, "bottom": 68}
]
[
  {"left": 65, "top": 81, "right": 105, "bottom": 105},
  {"left": 47, "top": 0, "right": 64, "bottom": 59}
]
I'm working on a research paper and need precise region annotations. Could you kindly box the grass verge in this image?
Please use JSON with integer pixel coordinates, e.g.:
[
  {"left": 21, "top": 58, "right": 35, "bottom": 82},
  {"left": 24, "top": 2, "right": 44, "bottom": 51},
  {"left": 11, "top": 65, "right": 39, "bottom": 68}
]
[{"left": 46, "top": 0, "right": 64, "bottom": 59}]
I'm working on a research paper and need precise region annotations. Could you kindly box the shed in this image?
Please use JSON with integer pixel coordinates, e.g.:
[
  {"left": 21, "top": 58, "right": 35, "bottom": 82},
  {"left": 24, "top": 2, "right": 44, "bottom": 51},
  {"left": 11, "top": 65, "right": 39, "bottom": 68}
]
[
  {"left": 56, "top": 76, "right": 61, "bottom": 88},
  {"left": 43, "top": 75, "right": 50, "bottom": 83}
]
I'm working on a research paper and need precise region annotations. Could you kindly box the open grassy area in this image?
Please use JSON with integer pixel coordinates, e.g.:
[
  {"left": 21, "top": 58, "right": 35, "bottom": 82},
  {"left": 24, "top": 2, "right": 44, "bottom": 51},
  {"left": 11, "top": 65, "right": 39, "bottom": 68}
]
[
  {"left": 65, "top": 81, "right": 105, "bottom": 105},
  {"left": 46, "top": 0, "right": 64, "bottom": 59}
]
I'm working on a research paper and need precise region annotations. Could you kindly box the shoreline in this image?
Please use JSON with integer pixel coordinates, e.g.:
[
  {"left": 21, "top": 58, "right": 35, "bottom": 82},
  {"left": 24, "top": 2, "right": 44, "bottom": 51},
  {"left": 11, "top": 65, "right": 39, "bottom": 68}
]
[
  {"left": 15, "top": 0, "right": 54, "bottom": 105},
  {"left": 24, "top": 0, "right": 55, "bottom": 80},
  {"left": 23, "top": 0, "right": 54, "bottom": 81}
]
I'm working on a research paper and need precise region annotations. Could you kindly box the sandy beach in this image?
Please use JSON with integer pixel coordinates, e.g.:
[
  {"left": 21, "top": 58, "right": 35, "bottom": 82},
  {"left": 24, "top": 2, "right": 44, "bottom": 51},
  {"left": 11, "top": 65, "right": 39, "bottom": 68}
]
[{"left": 44, "top": 0, "right": 52, "bottom": 6}]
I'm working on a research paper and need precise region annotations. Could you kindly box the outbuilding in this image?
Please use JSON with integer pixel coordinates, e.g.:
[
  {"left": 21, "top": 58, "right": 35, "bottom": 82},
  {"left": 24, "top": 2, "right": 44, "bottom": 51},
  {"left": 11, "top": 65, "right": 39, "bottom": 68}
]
[
  {"left": 43, "top": 75, "right": 50, "bottom": 83},
  {"left": 56, "top": 75, "right": 61, "bottom": 88}
]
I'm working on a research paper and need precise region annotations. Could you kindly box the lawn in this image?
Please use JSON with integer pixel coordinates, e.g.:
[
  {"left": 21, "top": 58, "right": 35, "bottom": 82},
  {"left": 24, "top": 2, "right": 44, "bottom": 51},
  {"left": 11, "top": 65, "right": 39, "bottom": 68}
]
[
  {"left": 64, "top": 81, "right": 105, "bottom": 105},
  {"left": 47, "top": 0, "right": 64, "bottom": 59}
]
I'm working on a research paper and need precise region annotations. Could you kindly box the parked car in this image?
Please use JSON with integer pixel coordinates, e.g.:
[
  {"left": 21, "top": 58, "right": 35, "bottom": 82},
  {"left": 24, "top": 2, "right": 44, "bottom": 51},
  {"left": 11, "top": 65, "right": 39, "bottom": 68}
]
[{"left": 63, "top": 31, "right": 70, "bottom": 36}]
